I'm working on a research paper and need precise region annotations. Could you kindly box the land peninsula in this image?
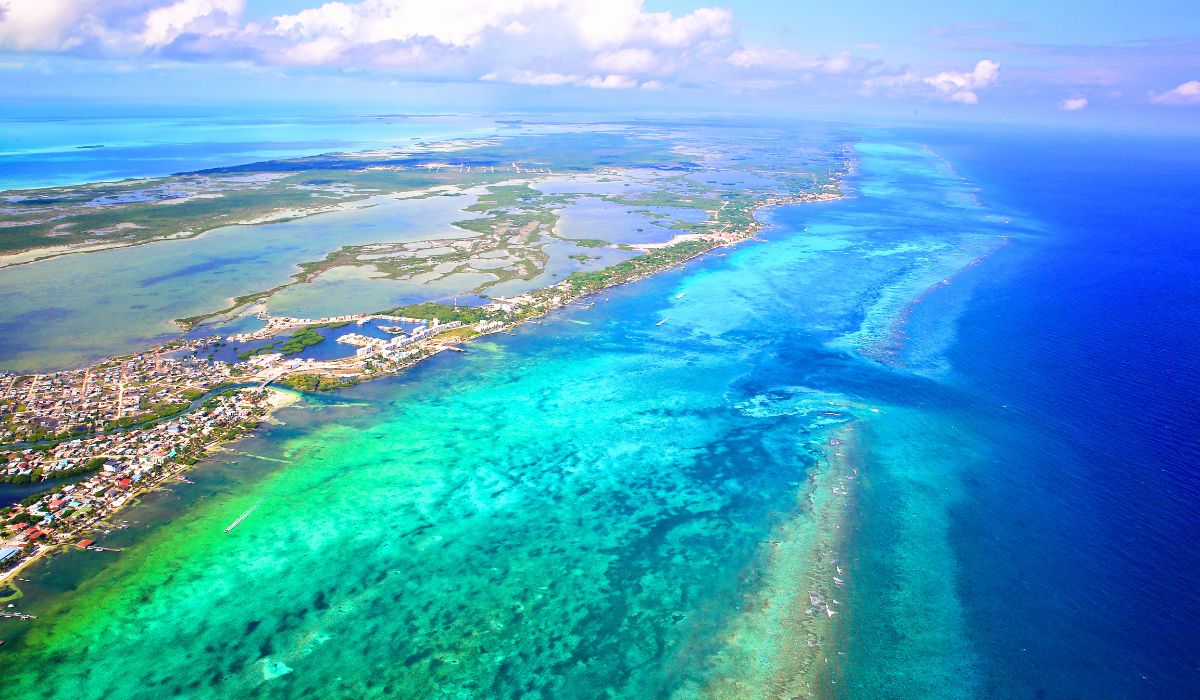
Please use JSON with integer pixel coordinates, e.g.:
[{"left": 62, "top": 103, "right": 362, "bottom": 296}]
[{"left": 0, "top": 124, "right": 849, "bottom": 590}]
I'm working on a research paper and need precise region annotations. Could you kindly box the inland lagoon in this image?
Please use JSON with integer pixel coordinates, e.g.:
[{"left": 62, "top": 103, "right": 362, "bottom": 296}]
[{"left": 1, "top": 128, "right": 1197, "bottom": 699}]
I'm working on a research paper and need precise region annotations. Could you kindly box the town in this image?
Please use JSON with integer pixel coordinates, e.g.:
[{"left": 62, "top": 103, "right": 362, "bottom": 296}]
[
  {"left": 0, "top": 300, "right": 537, "bottom": 580},
  {"left": 1, "top": 185, "right": 840, "bottom": 583}
]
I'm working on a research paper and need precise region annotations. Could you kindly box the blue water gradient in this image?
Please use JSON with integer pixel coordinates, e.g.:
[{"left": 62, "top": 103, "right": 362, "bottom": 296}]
[
  {"left": 0, "top": 123, "right": 1196, "bottom": 699},
  {"left": 0, "top": 113, "right": 494, "bottom": 190},
  {"left": 907, "top": 128, "right": 1200, "bottom": 698}
]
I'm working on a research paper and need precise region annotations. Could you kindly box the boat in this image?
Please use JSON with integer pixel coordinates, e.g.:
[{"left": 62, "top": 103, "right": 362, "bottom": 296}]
[
  {"left": 224, "top": 504, "right": 259, "bottom": 533},
  {"left": 656, "top": 319, "right": 667, "bottom": 326}
]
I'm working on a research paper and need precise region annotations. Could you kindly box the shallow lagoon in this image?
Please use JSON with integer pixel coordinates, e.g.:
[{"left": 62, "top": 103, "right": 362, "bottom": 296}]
[
  {"left": 0, "top": 193, "right": 485, "bottom": 371},
  {"left": 1, "top": 136, "right": 1018, "bottom": 698},
  {"left": 266, "top": 265, "right": 495, "bottom": 319},
  {"left": 555, "top": 197, "right": 678, "bottom": 244}
]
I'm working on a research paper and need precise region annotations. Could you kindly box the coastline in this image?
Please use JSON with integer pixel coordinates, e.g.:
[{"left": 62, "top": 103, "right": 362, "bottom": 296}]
[
  {"left": 0, "top": 188, "right": 845, "bottom": 588},
  {"left": 0, "top": 195, "right": 380, "bottom": 272},
  {"left": 0, "top": 387, "right": 294, "bottom": 587}
]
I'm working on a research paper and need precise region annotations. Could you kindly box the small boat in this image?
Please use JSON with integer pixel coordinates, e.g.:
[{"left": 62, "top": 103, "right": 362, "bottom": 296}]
[
  {"left": 656, "top": 319, "right": 666, "bottom": 326},
  {"left": 224, "top": 504, "right": 259, "bottom": 533},
  {"left": 675, "top": 292, "right": 687, "bottom": 299}
]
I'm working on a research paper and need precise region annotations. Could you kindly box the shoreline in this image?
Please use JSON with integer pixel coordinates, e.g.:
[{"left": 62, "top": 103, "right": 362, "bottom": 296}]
[
  {"left": 0, "top": 187, "right": 846, "bottom": 588},
  {"left": 0, "top": 387, "right": 292, "bottom": 587},
  {"left": 0, "top": 191, "right": 388, "bottom": 273}
]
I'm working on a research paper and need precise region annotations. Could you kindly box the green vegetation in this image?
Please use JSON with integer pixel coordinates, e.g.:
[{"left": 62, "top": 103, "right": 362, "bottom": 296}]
[
  {"left": 27, "top": 457, "right": 109, "bottom": 482},
  {"left": 236, "top": 326, "right": 326, "bottom": 360},
  {"left": 200, "top": 388, "right": 242, "bottom": 411},
  {"left": 568, "top": 254, "right": 598, "bottom": 262},
  {"left": 99, "top": 400, "right": 188, "bottom": 432},
  {"left": 563, "top": 239, "right": 714, "bottom": 295},
  {"left": 570, "top": 238, "right": 610, "bottom": 248},
  {"left": 385, "top": 302, "right": 489, "bottom": 325},
  {"left": 279, "top": 327, "right": 325, "bottom": 355},
  {"left": 464, "top": 184, "right": 542, "bottom": 212},
  {"left": 237, "top": 344, "right": 279, "bottom": 360},
  {"left": 280, "top": 374, "right": 357, "bottom": 392}
]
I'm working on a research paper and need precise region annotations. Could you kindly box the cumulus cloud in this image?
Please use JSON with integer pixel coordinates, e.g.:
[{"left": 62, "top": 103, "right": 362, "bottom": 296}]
[
  {"left": 0, "top": 0, "right": 98, "bottom": 51},
  {"left": 0, "top": 0, "right": 1007, "bottom": 102},
  {"left": 255, "top": 0, "right": 734, "bottom": 75},
  {"left": 141, "top": 0, "right": 243, "bottom": 48},
  {"left": 1059, "top": 96, "right": 1088, "bottom": 111},
  {"left": 482, "top": 68, "right": 661, "bottom": 90},
  {"left": 923, "top": 59, "right": 999, "bottom": 104},
  {"left": 857, "top": 60, "right": 1001, "bottom": 104},
  {"left": 728, "top": 46, "right": 875, "bottom": 75},
  {"left": 861, "top": 69, "right": 919, "bottom": 93},
  {"left": 1150, "top": 80, "right": 1200, "bottom": 106},
  {"left": 0, "top": 0, "right": 734, "bottom": 76}
]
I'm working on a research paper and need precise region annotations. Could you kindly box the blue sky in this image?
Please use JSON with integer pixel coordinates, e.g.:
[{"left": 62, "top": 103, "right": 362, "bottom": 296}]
[{"left": 1, "top": 0, "right": 1197, "bottom": 127}]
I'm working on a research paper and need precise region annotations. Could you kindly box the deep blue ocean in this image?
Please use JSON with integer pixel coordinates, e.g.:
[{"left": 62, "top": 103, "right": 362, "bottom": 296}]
[
  {"left": 901, "top": 127, "right": 1200, "bottom": 697},
  {"left": 1, "top": 117, "right": 1196, "bottom": 698}
]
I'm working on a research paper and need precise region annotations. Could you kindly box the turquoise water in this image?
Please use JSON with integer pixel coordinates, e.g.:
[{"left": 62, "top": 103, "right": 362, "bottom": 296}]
[
  {"left": 0, "top": 112, "right": 496, "bottom": 190},
  {"left": 0, "top": 134, "right": 1009, "bottom": 697},
  {"left": 4, "top": 125, "right": 1196, "bottom": 698}
]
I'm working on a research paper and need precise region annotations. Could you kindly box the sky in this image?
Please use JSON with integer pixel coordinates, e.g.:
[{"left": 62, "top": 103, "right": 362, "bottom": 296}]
[{"left": 1, "top": 0, "right": 1198, "bottom": 127}]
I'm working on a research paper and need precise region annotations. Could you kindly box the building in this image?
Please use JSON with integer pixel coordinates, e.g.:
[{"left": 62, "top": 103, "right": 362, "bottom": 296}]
[{"left": 0, "top": 546, "right": 19, "bottom": 565}]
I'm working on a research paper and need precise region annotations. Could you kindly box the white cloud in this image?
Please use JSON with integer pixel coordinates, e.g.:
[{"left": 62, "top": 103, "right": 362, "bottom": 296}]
[
  {"left": 593, "top": 47, "right": 658, "bottom": 74},
  {"left": 280, "top": 35, "right": 346, "bottom": 65},
  {"left": 485, "top": 68, "right": 652, "bottom": 90},
  {"left": 142, "top": 0, "right": 243, "bottom": 48},
  {"left": 1059, "top": 96, "right": 1088, "bottom": 111},
  {"left": 727, "top": 47, "right": 870, "bottom": 75},
  {"left": 0, "top": 0, "right": 96, "bottom": 51},
  {"left": 485, "top": 70, "right": 580, "bottom": 87},
  {"left": 583, "top": 73, "right": 638, "bottom": 89},
  {"left": 1150, "top": 80, "right": 1200, "bottom": 106},
  {"left": 0, "top": 0, "right": 1013, "bottom": 104},
  {"left": 861, "top": 69, "right": 919, "bottom": 92},
  {"left": 923, "top": 59, "right": 999, "bottom": 104},
  {"left": 253, "top": 0, "right": 734, "bottom": 85}
]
